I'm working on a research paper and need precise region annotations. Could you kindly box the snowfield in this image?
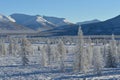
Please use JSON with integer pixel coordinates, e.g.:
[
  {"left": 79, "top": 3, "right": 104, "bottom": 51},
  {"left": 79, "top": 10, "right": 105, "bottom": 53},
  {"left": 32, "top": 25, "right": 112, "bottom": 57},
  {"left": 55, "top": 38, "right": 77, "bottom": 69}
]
[
  {"left": 0, "top": 55, "right": 119, "bottom": 80},
  {"left": 0, "top": 43, "right": 120, "bottom": 80},
  {"left": 0, "top": 28, "right": 120, "bottom": 80}
]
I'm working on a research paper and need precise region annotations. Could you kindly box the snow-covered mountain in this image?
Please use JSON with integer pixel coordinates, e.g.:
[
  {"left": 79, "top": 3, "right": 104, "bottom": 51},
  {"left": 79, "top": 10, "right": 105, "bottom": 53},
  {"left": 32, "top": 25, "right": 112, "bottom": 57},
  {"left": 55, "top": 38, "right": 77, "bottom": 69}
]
[
  {"left": 0, "top": 14, "right": 15, "bottom": 22},
  {"left": 10, "top": 13, "right": 73, "bottom": 31},
  {"left": 0, "top": 14, "right": 35, "bottom": 33},
  {"left": 43, "top": 16, "right": 73, "bottom": 26},
  {"left": 37, "top": 15, "right": 120, "bottom": 36}
]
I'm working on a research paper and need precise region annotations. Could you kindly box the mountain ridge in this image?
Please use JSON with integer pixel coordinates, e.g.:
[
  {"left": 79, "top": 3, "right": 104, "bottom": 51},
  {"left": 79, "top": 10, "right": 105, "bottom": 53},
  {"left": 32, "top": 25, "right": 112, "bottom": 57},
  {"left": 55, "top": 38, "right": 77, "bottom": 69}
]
[
  {"left": 37, "top": 15, "right": 120, "bottom": 36},
  {"left": 10, "top": 13, "right": 73, "bottom": 31},
  {"left": 1, "top": 13, "right": 120, "bottom": 36}
]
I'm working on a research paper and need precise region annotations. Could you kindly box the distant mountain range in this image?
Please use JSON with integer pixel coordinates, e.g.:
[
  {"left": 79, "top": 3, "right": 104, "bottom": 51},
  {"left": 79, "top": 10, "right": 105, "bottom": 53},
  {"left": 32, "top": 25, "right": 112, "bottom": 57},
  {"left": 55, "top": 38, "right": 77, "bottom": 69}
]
[
  {"left": 10, "top": 13, "right": 73, "bottom": 31},
  {"left": 38, "top": 15, "right": 120, "bottom": 36},
  {"left": 1, "top": 13, "right": 120, "bottom": 36},
  {"left": 0, "top": 13, "right": 73, "bottom": 33},
  {"left": 82, "top": 15, "right": 120, "bottom": 35}
]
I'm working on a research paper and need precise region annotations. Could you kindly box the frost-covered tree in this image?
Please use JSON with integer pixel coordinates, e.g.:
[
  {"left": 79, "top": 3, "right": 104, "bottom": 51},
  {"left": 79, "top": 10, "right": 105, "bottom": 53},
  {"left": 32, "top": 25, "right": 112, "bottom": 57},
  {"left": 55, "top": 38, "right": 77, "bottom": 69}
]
[
  {"left": 82, "top": 47, "right": 91, "bottom": 73},
  {"left": 8, "top": 38, "right": 14, "bottom": 55},
  {"left": 41, "top": 40, "right": 56, "bottom": 67},
  {"left": 57, "top": 39, "right": 66, "bottom": 72},
  {"left": 50, "top": 45, "right": 58, "bottom": 62},
  {"left": 117, "top": 41, "right": 120, "bottom": 66},
  {"left": 13, "top": 38, "right": 20, "bottom": 56},
  {"left": 38, "top": 46, "right": 41, "bottom": 51},
  {"left": 22, "top": 37, "right": 33, "bottom": 55},
  {"left": 52, "top": 45, "right": 60, "bottom": 63},
  {"left": 45, "top": 39, "right": 52, "bottom": 65},
  {"left": 41, "top": 45, "right": 48, "bottom": 67},
  {"left": 106, "top": 34, "right": 118, "bottom": 68},
  {"left": 93, "top": 46, "right": 104, "bottom": 75},
  {"left": 21, "top": 53, "right": 29, "bottom": 66},
  {"left": 0, "top": 39, "right": 6, "bottom": 55},
  {"left": 8, "top": 37, "right": 20, "bottom": 56},
  {"left": 74, "top": 27, "right": 84, "bottom": 72},
  {"left": 21, "top": 38, "right": 30, "bottom": 66},
  {"left": 87, "top": 37, "right": 93, "bottom": 67},
  {"left": 102, "top": 44, "right": 109, "bottom": 67},
  {"left": 74, "top": 27, "right": 90, "bottom": 73}
]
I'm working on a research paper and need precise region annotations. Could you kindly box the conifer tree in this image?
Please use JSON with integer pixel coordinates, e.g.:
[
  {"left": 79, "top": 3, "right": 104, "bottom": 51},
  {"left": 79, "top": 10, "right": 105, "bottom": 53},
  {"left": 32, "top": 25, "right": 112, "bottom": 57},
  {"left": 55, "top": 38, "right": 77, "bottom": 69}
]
[
  {"left": 21, "top": 38, "right": 30, "bottom": 66},
  {"left": 106, "top": 34, "right": 118, "bottom": 68},
  {"left": 93, "top": 46, "right": 104, "bottom": 75},
  {"left": 57, "top": 39, "right": 66, "bottom": 72},
  {"left": 0, "top": 39, "right": 6, "bottom": 55},
  {"left": 74, "top": 27, "right": 88, "bottom": 73}
]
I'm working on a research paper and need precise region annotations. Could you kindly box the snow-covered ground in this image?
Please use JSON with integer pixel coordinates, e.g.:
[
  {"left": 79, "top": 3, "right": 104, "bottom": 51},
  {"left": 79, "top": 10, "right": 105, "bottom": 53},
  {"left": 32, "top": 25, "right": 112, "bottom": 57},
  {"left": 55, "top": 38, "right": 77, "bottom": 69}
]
[
  {"left": 0, "top": 42, "right": 120, "bottom": 80},
  {"left": 0, "top": 56, "right": 120, "bottom": 80}
]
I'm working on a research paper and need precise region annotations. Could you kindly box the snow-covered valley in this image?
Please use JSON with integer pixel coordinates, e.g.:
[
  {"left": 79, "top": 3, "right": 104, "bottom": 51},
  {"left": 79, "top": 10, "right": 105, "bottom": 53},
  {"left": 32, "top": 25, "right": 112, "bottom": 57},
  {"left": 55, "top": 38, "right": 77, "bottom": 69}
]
[
  {"left": 0, "top": 28, "right": 120, "bottom": 80},
  {"left": 0, "top": 44, "right": 120, "bottom": 80}
]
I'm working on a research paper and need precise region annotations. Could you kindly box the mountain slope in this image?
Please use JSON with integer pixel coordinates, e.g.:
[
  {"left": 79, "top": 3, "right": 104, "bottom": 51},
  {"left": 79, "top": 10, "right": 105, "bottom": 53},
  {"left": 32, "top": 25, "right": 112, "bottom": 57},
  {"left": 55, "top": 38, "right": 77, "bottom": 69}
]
[
  {"left": 0, "top": 14, "right": 35, "bottom": 33},
  {"left": 37, "top": 24, "right": 79, "bottom": 37},
  {"left": 10, "top": 14, "right": 56, "bottom": 31},
  {"left": 82, "top": 15, "right": 120, "bottom": 35},
  {"left": 0, "top": 14, "right": 15, "bottom": 22},
  {"left": 43, "top": 16, "right": 73, "bottom": 26},
  {"left": 37, "top": 15, "right": 120, "bottom": 36},
  {"left": 10, "top": 13, "right": 73, "bottom": 31}
]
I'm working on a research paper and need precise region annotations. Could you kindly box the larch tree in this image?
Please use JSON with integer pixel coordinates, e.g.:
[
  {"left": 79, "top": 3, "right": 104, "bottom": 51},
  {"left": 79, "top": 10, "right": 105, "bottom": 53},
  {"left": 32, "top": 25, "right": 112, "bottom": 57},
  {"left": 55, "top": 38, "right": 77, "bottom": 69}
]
[
  {"left": 85, "top": 37, "right": 93, "bottom": 69},
  {"left": 41, "top": 45, "right": 48, "bottom": 67},
  {"left": 45, "top": 39, "right": 52, "bottom": 65},
  {"left": 0, "top": 39, "right": 6, "bottom": 55},
  {"left": 38, "top": 46, "right": 41, "bottom": 51},
  {"left": 74, "top": 27, "right": 91, "bottom": 73},
  {"left": 117, "top": 41, "right": 120, "bottom": 67},
  {"left": 53, "top": 45, "right": 61, "bottom": 63},
  {"left": 93, "top": 46, "right": 104, "bottom": 75},
  {"left": 57, "top": 39, "right": 66, "bottom": 72},
  {"left": 106, "top": 34, "right": 118, "bottom": 68},
  {"left": 8, "top": 37, "right": 20, "bottom": 56},
  {"left": 102, "top": 44, "right": 109, "bottom": 67},
  {"left": 21, "top": 37, "right": 30, "bottom": 66},
  {"left": 13, "top": 38, "right": 19, "bottom": 56},
  {"left": 8, "top": 37, "right": 14, "bottom": 55}
]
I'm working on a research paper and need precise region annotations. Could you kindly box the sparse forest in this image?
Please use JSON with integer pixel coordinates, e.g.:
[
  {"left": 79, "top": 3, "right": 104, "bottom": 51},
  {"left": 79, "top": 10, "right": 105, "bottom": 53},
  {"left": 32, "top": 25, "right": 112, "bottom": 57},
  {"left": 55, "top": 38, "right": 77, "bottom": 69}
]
[{"left": 0, "top": 27, "right": 120, "bottom": 79}]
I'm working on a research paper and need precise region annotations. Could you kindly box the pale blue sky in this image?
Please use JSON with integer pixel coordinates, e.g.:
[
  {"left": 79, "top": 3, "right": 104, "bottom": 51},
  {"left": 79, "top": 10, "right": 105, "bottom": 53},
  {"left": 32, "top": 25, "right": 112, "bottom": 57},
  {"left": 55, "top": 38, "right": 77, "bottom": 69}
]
[{"left": 0, "top": 0, "right": 120, "bottom": 22}]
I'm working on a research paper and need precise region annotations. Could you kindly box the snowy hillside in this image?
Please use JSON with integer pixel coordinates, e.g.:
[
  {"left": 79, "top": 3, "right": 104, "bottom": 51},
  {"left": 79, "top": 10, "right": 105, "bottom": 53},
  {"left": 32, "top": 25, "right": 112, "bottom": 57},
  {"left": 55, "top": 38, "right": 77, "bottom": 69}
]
[
  {"left": 10, "top": 13, "right": 73, "bottom": 31},
  {"left": 0, "top": 14, "right": 36, "bottom": 34},
  {"left": 0, "top": 14, "right": 15, "bottom": 22},
  {"left": 43, "top": 16, "right": 73, "bottom": 26}
]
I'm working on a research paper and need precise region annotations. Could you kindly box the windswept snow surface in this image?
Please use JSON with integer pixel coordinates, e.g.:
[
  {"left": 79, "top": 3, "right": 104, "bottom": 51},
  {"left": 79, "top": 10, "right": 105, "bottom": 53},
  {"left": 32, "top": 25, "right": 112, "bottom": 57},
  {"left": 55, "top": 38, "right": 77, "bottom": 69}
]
[{"left": 0, "top": 43, "right": 120, "bottom": 80}]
